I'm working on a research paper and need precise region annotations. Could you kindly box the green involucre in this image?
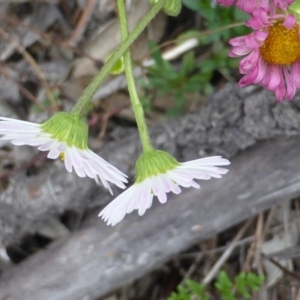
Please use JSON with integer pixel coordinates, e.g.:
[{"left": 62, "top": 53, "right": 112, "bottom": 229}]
[
  {"left": 41, "top": 112, "right": 88, "bottom": 149},
  {"left": 149, "top": 0, "right": 181, "bottom": 17},
  {"left": 135, "top": 150, "right": 180, "bottom": 183}
]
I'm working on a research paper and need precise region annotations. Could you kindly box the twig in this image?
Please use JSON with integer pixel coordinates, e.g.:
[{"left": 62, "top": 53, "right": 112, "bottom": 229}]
[
  {"left": 67, "top": 0, "right": 96, "bottom": 47},
  {"left": 178, "top": 236, "right": 255, "bottom": 260},
  {"left": 263, "top": 245, "right": 300, "bottom": 260},
  {"left": 268, "top": 258, "right": 300, "bottom": 282},
  {"left": 0, "top": 27, "right": 58, "bottom": 111},
  {"left": 262, "top": 208, "right": 275, "bottom": 238},
  {"left": 180, "top": 252, "right": 203, "bottom": 284},
  {"left": 179, "top": 214, "right": 300, "bottom": 261},
  {"left": 242, "top": 214, "right": 264, "bottom": 272},
  {"left": 202, "top": 218, "right": 253, "bottom": 285},
  {"left": 283, "top": 201, "right": 293, "bottom": 271},
  {"left": 253, "top": 213, "right": 264, "bottom": 274}
]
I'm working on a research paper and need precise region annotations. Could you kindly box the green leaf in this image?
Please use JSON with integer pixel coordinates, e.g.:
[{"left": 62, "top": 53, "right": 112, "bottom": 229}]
[
  {"left": 181, "top": 0, "right": 201, "bottom": 11},
  {"left": 168, "top": 284, "right": 190, "bottom": 300},
  {"left": 215, "top": 271, "right": 235, "bottom": 300},
  {"left": 186, "top": 280, "right": 207, "bottom": 299},
  {"left": 181, "top": 52, "right": 195, "bottom": 76},
  {"left": 235, "top": 273, "right": 251, "bottom": 299},
  {"left": 233, "top": 272, "right": 265, "bottom": 299}
]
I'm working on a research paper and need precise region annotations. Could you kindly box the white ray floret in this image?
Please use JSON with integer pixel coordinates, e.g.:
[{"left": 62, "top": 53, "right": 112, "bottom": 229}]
[
  {"left": 99, "top": 155, "right": 230, "bottom": 226},
  {"left": 0, "top": 116, "right": 127, "bottom": 194}
]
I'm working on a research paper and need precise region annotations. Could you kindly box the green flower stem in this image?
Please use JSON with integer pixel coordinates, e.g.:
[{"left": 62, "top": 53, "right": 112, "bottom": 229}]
[
  {"left": 117, "top": 0, "right": 154, "bottom": 153},
  {"left": 72, "top": 0, "right": 167, "bottom": 117}
]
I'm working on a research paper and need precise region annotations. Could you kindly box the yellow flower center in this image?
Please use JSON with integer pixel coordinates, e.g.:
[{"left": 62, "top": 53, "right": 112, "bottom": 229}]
[
  {"left": 59, "top": 152, "right": 65, "bottom": 161},
  {"left": 259, "top": 22, "right": 300, "bottom": 65}
]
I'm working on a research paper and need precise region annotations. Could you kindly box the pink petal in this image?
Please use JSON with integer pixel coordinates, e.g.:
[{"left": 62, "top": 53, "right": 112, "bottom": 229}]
[
  {"left": 291, "top": 62, "right": 300, "bottom": 88},
  {"left": 261, "top": 65, "right": 281, "bottom": 90},
  {"left": 239, "top": 50, "right": 260, "bottom": 73},
  {"left": 283, "top": 68, "right": 296, "bottom": 100},
  {"left": 283, "top": 14, "right": 296, "bottom": 29}
]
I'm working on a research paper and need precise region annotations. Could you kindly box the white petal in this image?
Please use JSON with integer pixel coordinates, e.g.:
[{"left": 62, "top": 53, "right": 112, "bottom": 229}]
[
  {"left": 38, "top": 140, "right": 57, "bottom": 151},
  {"left": 47, "top": 141, "right": 62, "bottom": 159},
  {"left": 98, "top": 176, "right": 113, "bottom": 195},
  {"left": 57, "top": 143, "right": 66, "bottom": 152},
  {"left": 71, "top": 148, "right": 83, "bottom": 169},
  {"left": 57, "top": 147, "right": 127, "bottom": 194},
  {"left": 66, "top": 147, "right": 85, "bottom": 176},
  {"left": 87, "top": 150, "right": 127, "bottom": 180},
  {"left": 138, "top": 180, "right": 152, "bottom": 210},
  {"left": 99, "top": 184, "right": 139, "bottom": 226},
  {"left": 182, "top": 156, "right": 231, "bottom": 166},
  {"left": 190, "top": 180, "right": 200, "bottom": 189},
  {"left": 74, "top": 167, "right": 86, "bottom": 178},
  {"left": 81, "top": 149, "right": 127, "bottom": 188},
  {"left": 138, "top": 193, "right": 153, "bottom": 216},
  {"left": 151, "top": 176, "right": 167, "bottom": 203},
  {"left": 0, "top": 127, "right": 41, "bottom": 134},
  {"left": 168, "top": 178, "right": 181, "bottom": 194},
  {"left": 127, "top": 183, "right": 144, "bottom": 213},
  {"left": 0, "top": 117, "right": 41, "bottom": 126},
  {"left": 81, "top": 160, "right": 95, "bottom": 178},
  {"left": 64, "top": 148, "right": 73, "bottom": 173},
  {"left": 0, "top": 118, "right": 52, "bottom": 147}
]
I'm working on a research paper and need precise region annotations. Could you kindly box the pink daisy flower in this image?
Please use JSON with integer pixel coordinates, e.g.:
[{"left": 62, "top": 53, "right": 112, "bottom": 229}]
[{"left": 229, "top": 14, "right": 300, "bottom": 102}]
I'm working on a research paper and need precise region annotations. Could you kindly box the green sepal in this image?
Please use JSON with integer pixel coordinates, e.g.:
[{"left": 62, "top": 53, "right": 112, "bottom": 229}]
[
  {"left": 135, "top": 150, "right": 180, "bottom": 183},
  {"left": 289, "top": 0, "right": 300, "bottom": 15},
  {"left": 149, "top": 0, "right": 182, "bottom": 17},
  {"left": 41, "top": 112, "right": 88, "bottom": 149}
]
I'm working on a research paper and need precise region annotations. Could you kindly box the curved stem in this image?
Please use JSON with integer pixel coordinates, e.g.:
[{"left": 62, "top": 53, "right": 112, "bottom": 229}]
[
  {"left": 117, "top": 0, "right": 153, "bottom": 153},
  {"left": 72, "top": 0, "right": 167, "bottom": 117}
]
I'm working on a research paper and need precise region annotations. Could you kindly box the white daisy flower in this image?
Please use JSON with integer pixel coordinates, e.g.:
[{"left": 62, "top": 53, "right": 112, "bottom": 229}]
[
  {"left": 0, "top": 112, "right": 128, "bottom": 194},
  {"left": 99, "top": 150, "right": 230, "bottom": 226}
]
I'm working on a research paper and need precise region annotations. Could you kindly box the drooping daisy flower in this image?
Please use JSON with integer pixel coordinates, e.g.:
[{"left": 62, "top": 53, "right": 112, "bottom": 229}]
[
  {"left": 99, "top": 150, "right": 230, "bottom": 226},
  {"left": 229, "top": 12, "right": 300, "bottom": 102},
  {"left": 0, "top": 113, "right": 128, "bottom": 194}
]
